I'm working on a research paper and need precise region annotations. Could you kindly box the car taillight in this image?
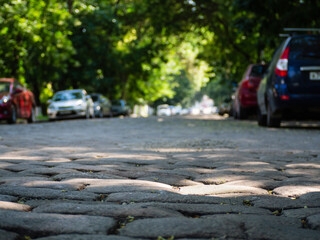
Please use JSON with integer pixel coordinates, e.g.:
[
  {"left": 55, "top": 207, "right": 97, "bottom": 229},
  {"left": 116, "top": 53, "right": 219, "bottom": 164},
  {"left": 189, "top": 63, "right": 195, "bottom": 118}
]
[
  {"left": 242, "top": 79, "right": 254, "bottom": 89},
  {"left": 275, "top": 47, "right": 289, "bottom": 77}
]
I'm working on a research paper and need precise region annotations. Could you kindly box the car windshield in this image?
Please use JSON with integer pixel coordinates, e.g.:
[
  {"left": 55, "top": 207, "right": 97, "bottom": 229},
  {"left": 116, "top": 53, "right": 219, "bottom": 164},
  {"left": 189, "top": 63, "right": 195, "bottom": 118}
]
[
  {"left": 90, "top": 95, "right": 99, "bottom": 102},
  {"left": 112, "top": 100, "right": 122, "bottom": 105},
  {"left": 250, "top": 65, "right": 267, "bottom": 77},
  {"left": 53, "top": 91, "right": 83, "bottom": 101},
  {"left": 289, "top": 36, "right": 320, "bottom": 60},
  {"left": 0, "top": 82, "right": 10, "bottom": 93}
]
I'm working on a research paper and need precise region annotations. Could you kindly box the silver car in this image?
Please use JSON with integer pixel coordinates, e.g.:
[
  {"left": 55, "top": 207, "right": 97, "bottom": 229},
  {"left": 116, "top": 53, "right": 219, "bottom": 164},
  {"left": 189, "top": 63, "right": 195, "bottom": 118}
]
[{"left": 47, "top": 89, "right": 94, "bottom": 120}]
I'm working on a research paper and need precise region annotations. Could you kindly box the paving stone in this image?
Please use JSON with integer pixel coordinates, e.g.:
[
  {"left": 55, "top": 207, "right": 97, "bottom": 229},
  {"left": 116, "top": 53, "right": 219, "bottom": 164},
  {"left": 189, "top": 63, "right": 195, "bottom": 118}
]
[
  {"left": 0, "top": 229, "right": 19, "bottom": 240},
  {"left": 222, "top": 179, "right": 280, "bottom": 190},
  {"left": 52, "top": 172, "right": 125, "bottom": 181},
  {"left": 0, "top": 194, "right": 18, "bottom": 202},
  {"left": 254, "top": 170, "right": 288, "bottom": 180},
  {"left": 283, "top": 208, "right": 320, "bottom": 218},
  {"left": 34, "top": 234, "right": 142, "bottom": 240},
  {"left": 69, "top": 179, "right": 178, "bottom": 194},
  {"left": 53, "top": 163, "right": 119, "bottom": 173},
  {"left": 300, "top": 192, "right": 320, "bottom": 202},
  {"left": 179, "top": 184, "right": 268, "bottom": 195},
  {"left": 1, "top": 178, "right": 84, "bottom": 191},
  {"left": 253, "top": 194, "right": 320, "bottom": 208},
  {"left": 137, "top": 175, "right": 202, "bottom": 187},
  {"left": 245, "top": 220, "right": 320, "bottom": 240},
  {"left": 0, "top": 186, "right": 98, "bottom": 201},
  {"left": 2, "top": 164, "right": 47, "bottom": 172},
  {"left": 286, "top": 163, "right": 320, "bottom": 169},
  {"left": 284, "top": 169, "right": 320, "bottom": 177},
  {"left": 0, "top": 169, "right": 16, "bottom": 177},
  {"left": 0, "top": 210, "right": 115, "bottom": 237},
  {"left": 107, "top": 192, "right": 245, "bottom": 205},
  {"left": 33, "top": 202, "right": 183, "bottom": 218},
  {"left": 307, "top": 214, "right": 320, "bottom": 230},
  {"left": 273, "top": 186, "right": 320, "bottom": 197},
  {"left": 119, "top": 216, "right": 245, "bottom": 238},
  {"left": 0, "top": 201, "right": 31, "bottom": 212},
  {"left": 18, "top": 168, "right": 77, "bottom": 177},
  {"left": 119, "top": 215, "right": 303, "bottom": 239},
  {"left": 142, "top": 202, "right": 271, "bottom": 216}
]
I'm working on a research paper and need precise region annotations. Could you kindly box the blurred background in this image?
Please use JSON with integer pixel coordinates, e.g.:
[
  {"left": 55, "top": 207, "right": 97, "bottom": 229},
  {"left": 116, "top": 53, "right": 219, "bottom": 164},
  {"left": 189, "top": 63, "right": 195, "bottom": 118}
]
[{"left": 1, "top": 0, "right": 319, "bottom": 117}]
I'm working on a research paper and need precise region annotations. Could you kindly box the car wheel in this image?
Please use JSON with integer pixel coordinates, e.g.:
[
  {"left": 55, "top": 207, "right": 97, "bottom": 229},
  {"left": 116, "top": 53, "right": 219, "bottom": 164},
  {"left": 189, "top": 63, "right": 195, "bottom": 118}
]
[
  {"left": 8, "top": 105, "right": 17, "bottom": 124},
  {"left": 238, "top": 106, "right": 247, "bottom": 120},
  {"left": 85, "top": 109, "right": 90, "bottom": 119},
  {"left": 257, "top": 108, "right": 267, "bottom": 127},
  {"left": 27, "top": 106, "right": 36, "bottom": 123},
  {"left": 267, "top": 103, "right": 281, "bottom": 128},
  {"left": 98, "top": 109, "right": 103, "bottom": 118}
]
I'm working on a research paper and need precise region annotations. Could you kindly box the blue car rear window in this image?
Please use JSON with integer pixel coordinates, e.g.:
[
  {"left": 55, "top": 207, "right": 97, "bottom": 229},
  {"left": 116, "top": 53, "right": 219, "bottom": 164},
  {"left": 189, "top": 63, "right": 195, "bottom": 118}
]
[{"left": 289, "top": 36, "right": 320, "bottom": 60}]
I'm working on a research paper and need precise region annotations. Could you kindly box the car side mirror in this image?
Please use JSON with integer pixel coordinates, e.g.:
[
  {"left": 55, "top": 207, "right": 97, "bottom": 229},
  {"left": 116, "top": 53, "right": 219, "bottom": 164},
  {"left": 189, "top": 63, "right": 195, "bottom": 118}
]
[{"left": 47, "top": 99, "right": 52, "bottom": 104}]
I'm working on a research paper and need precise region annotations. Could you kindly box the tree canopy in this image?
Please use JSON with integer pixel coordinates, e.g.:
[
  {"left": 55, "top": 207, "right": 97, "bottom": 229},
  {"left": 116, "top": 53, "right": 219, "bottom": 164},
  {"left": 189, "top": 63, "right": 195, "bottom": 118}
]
[{"left": 1, "top": 0, "right": 319, "bottom": 109}]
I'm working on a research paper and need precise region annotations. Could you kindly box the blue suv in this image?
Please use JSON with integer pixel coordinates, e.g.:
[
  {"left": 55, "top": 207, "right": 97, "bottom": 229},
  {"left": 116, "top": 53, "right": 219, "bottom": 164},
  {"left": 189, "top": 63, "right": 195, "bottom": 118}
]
[{"left": 257, "top": 30, "right": 320, "bottom": 127}]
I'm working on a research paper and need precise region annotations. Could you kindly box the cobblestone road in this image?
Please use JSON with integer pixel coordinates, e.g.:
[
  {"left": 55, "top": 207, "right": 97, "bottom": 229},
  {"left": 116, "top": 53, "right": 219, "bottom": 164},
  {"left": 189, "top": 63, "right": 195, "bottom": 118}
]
[{"left": 0, "top": 115, "right": 320, "bottom": 240}]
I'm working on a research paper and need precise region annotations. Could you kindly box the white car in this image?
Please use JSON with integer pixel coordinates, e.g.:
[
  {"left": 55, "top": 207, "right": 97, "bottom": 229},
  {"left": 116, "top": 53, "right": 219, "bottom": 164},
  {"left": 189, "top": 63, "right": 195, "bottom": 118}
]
[
  {"left": 157, "top": 104, "right": 171, "bottom": 116},
  {"left": 47, "top": 89, "right": 94, "bottom": 120}
]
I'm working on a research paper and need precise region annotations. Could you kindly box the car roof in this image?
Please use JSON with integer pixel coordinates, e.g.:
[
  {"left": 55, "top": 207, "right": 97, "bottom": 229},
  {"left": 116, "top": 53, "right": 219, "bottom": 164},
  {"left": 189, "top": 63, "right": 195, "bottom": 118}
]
[
  {"left": 56, "top": 89, "right": 85, "bottom": 94},
  {"left": 0, "top": 78, "right": 14, "bottom": 83}
]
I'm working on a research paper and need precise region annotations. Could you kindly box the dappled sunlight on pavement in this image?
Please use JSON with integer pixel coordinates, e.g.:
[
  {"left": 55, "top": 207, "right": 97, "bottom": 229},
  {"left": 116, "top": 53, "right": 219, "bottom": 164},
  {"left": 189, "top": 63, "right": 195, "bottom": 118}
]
[{"left": 0, "top": 116, "right": 320, "bottom": 239}]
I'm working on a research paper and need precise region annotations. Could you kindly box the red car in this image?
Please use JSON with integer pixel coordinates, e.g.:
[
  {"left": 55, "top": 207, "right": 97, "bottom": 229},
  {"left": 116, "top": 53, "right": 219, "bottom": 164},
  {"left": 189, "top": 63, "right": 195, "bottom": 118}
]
[
  {"left": 0, "top": 78, "right": 36, "bottom": 124},
  {"left": 233, "top": 64, "right": 267, "bottom": 119}
]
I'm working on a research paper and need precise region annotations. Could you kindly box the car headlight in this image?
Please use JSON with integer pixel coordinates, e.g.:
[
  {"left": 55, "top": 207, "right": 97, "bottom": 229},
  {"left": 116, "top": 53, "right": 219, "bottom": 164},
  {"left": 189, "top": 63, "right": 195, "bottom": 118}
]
[
  {"left": 0, "top": 95, "right": 10, "bottom": 104},
  {"left": 76, "top": 100, "right": 84, "bottom": 106},
  {"left": 48, "top": 105, "right": 56, "bottom": 110}
]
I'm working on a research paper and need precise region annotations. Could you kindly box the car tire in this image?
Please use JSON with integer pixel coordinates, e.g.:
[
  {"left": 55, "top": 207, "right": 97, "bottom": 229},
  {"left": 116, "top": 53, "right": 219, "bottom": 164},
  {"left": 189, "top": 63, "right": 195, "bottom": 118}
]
[
  {"left": 98, "top": 109, "right": 103, "bottom": 118},
  {"left": 27, "top": 106, "right": 36, "bottom": 123},
  {"left": 238, "top": 106, "right": 247, "bottom": 120},
  {"left": 8, "top": 105, "right": 17, "bottom": 124},
  {"left": 85, "top": 109, "right": 90, "bottom": 119},
  {"left": 267, "top": 103, "right": 281, "bottom": 128},
  {"left": 257, "top": 108, "right": 267, "bottom": 127}
]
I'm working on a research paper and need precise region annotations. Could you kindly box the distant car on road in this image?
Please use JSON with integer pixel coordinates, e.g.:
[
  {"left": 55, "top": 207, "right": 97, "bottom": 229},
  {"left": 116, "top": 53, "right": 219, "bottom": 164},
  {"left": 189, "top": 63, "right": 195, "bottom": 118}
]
[
  {"left": 157, "top": 104, "right": 171, "bottom": 116},
  {"left": 111, "top": 99, "right": 130, "bottom": 116},
  {"left": 47, "top": 89, "right": 94, "bottom": 120},
  {"left": 257, "top": 30, "right": 320, "bottom": 127},
  {"left": 0, "top": 78, "right": 36, "bottom": 124},
  {"left": 218, "top": 97, "right": 233, "bottom": 116},
  {"left": 233, "top": 64, "right": 267, "bottom": 119},
  {"left": 90, "top": 93, "right": 112, "bottom": 118}
]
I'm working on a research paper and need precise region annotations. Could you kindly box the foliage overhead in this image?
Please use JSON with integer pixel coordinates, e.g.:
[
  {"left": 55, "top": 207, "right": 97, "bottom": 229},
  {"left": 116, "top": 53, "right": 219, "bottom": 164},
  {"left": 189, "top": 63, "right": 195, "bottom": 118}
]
[{"left": 1, "top": 0, "right": 319, "bottom": 108}]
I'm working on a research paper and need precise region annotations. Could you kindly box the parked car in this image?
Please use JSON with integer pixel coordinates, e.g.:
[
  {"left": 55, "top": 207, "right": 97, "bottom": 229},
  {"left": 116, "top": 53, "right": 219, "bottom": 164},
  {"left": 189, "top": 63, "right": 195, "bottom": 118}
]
[
  {"left": 90, "top": 93, "right": 112, "bottom": 118},
  {"left": 218, "top": 97, "right": 233, "bottom": 116},
  {"left": 47, "top": 89, "right": 94, "bottom": 120},
  {"left": 233, "top": 64, "right": 267, "bottom": 119},
  {"left": 257, "top": 31, "right": 320, "bottom": 127},
  {"left": 111, "top": 99, "right": 130, "bottom": 116},
  {"left": 0, "top": 78, "right": 36, "bottom": 124},
  {"left": 157, "top": 104, "right": 171, "bottom": 116}
]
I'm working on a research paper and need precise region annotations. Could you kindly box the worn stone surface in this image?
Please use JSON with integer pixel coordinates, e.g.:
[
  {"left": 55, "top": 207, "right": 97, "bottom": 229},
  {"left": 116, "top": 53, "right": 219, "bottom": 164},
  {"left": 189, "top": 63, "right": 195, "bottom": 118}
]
[
  {"left": 307, "top": 214, "right": 320, "bottom": 230},
  {"left": 0, "top": 115, "right": 320, "bottom": 239},
  {"left": 0, "top": 210, "right": 115, "bottom": 237},
  {"left": 34, "top": 235, "right": 142, "bottom": 240},
  {"left": 33, "top": 202, "right": 183, "bottom": 218},
  {"left": 0, "top": 229, "right": 19, "bottom": 240},
  {"left": 0, "top": 201, "right": 31, "bottom": 212},
  {"left": 0, "top": 186, "right": 98, "bottom": 201}
]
